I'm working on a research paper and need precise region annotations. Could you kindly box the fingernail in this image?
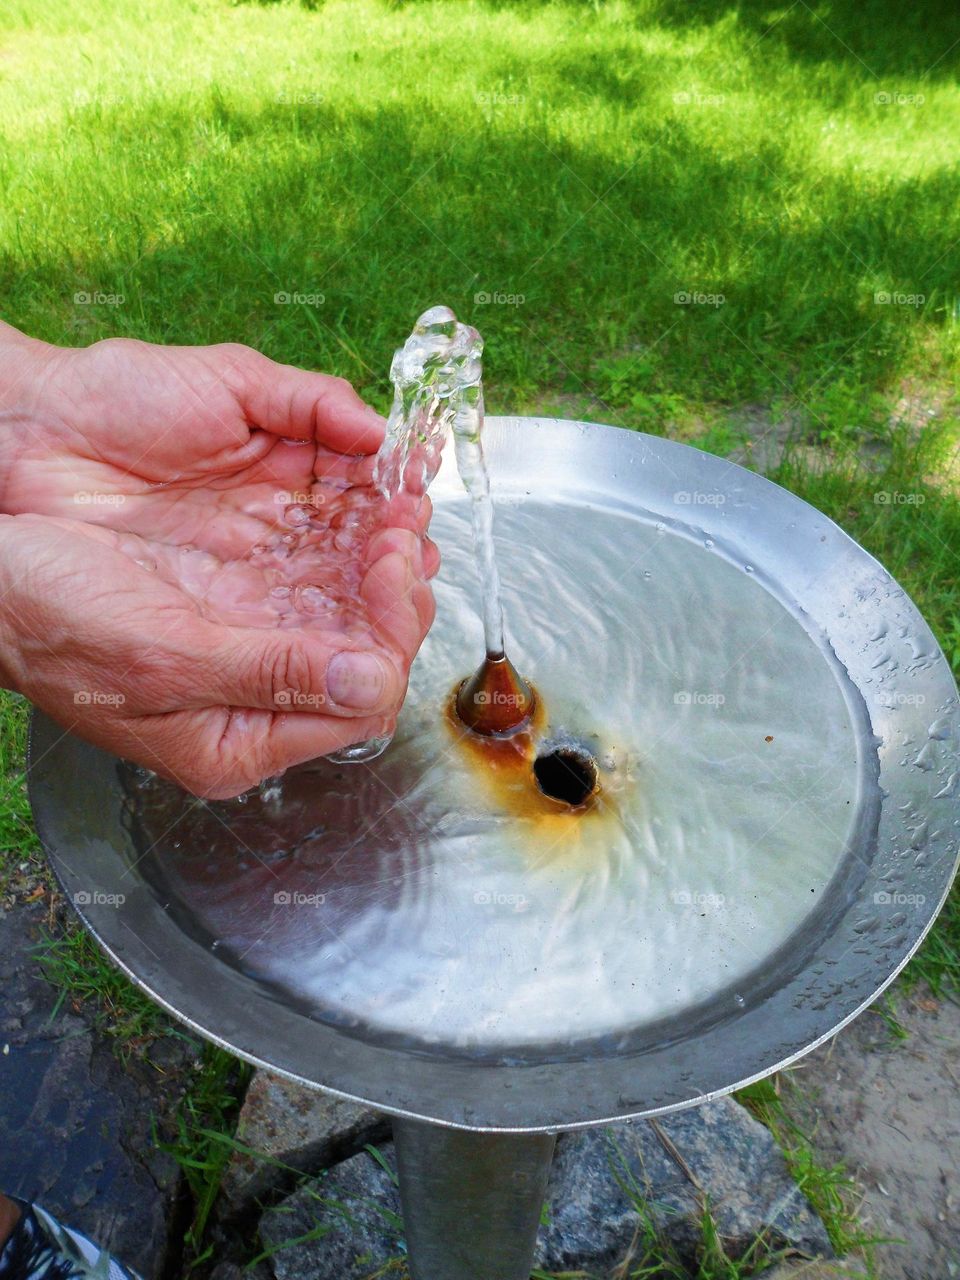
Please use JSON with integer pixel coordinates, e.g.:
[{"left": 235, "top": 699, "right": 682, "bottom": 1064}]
[{"left": 327, "top": 651, "right": 388, "bottom": 709}]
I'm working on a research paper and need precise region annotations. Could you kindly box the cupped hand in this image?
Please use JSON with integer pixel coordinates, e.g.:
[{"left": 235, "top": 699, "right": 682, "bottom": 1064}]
[{"left": 0, "top": 329, "right": 440, "bottom": 797}]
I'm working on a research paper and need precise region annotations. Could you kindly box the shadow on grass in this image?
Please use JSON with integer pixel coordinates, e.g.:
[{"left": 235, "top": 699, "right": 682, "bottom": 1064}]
[
  {"left": 644, "top": 0, "right": 960, "bottom": 82},
  {"left": 374, "top": 0, "right": 960, "bottom": 85},
  {"left": 2, "top": 94, "right": 957, "bottom": 421}
]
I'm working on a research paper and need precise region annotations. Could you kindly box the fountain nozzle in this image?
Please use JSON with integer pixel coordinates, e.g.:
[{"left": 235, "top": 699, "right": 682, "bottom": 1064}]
[{"left": 455, "top": 652, "right": 536, "bottom": 737}]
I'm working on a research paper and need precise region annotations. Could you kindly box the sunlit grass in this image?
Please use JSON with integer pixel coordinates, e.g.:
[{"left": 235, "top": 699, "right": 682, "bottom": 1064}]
[
  {"left": 0, "top": 0, "right": 958, "bottom": 428},
  {"left": 0, "top": 3, "right": 958, "bottom": 1267}
]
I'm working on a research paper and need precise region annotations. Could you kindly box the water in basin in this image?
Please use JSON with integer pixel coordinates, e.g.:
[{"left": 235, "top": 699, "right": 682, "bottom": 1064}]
[{"left": 122, "top": 491, "right": 873, "bottom": 1059}]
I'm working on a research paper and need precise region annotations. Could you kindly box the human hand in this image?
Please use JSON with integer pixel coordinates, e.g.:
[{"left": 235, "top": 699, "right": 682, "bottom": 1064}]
[{"left": 0, "top": 327, "right": 439, "bottom": 796}]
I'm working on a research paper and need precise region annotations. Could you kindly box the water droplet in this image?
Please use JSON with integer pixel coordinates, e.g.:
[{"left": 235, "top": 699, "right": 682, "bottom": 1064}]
[
  {"left": 909, "top": 821, "right": 929, "bottom": 850},
  {"left": 914, "top": 741, "right": 937, "bottom": 771},
  {"left": 284, "top": 505, "right": 311, "bottom": 527},
  {"left": 295, "top": 585, "right": 336, "bottom": 614},
  {"left": 259, "top": 775, "right": 285, "bottom": 805},
  {"left": 935, "top": 771, "right": 958, "bottom": 799},
  {"left": 927, "top": 715, "right": 953, "bottom": 741}
]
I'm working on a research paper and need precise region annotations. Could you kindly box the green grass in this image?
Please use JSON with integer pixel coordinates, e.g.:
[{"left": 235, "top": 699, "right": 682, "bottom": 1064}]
[
  {"left": 1, "top": 0, "right": 959, "bottom": 427},
  {"left": 159, "top": 1045, "right": 254, "bottom": 1268},
  {"left": 0, "top": 692, "right": 39, "bottom": 895},
  {"left": 1, "top": 0, "right": 959, "bottom": 1271},
  {"left": 737, "top": 1077, "right": 891, "bottom": 1277},
  {"left": 35, "top": 925, "right": 179, "bottom": 1053}
]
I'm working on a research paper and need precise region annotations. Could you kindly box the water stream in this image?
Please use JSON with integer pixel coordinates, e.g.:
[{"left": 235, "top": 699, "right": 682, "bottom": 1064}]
[{"left": 375, "top": 307, "right": 498, "bottom": 653}]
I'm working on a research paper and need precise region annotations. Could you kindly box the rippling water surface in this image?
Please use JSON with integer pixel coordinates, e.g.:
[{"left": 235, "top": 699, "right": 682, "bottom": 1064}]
[{"left": 125, "top": 496, "right": 872, "bottom": 1056}]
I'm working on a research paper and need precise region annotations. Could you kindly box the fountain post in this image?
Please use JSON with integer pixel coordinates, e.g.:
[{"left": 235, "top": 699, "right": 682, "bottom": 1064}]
[{"left": 392, "top": 1118, "right": 557, "bottom": 1280}]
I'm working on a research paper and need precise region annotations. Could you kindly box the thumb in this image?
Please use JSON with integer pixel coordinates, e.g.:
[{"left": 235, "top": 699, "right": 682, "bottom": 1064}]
[
  {"left": 231, "top": 348, "right": 386, "bottom": 455},
  {"left": 196, "top": 623, "right": 407, "bottom": 717}
]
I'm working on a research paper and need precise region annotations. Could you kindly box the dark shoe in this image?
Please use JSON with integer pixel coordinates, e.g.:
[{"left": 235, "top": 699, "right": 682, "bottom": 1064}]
[{"left": 0, "top": 1198, "right": 142, "bottom": 1280}]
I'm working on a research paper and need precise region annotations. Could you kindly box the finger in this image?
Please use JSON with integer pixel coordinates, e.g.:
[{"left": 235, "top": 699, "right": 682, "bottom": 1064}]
[
  {"left": 364, "top": 529, "right": 436, "bottom": 631},
  {"left": 366, "top": 527, "right": 424, "bottom": 576},
  {"left": 412, "top": 578, "right": 436, "bottom": 634},
  {"left": 254, "top": 710, "right": 397, "bottom": 782},
  {"left": 196, "top": 624, "right": 407, "bottom": 718},
  {"left": 417, "top": 494, "right": 433, "bottom": 536},
  {"left": 133, "top": 707, "right": 396, "bottom": 799},
  {"left": 361, "top": 548, "right": 427, "bottom": 660},
  {"left": 233, "top": 348, "right": 386, "bottom": 455},
  {"left": 422, "top": 536, "right": 441, "bottom": 579}
]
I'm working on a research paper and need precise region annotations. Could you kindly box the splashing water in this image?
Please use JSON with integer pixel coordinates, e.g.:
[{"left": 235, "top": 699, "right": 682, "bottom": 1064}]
[
  {"left": 334, "top": 305, "right": 506, "bottom": 759},
  {"left": 374, "top": 305, "right": 503, "bottom": 655},
  {"left": 121, "top": 306, "right": 501, "bottom": 770}
]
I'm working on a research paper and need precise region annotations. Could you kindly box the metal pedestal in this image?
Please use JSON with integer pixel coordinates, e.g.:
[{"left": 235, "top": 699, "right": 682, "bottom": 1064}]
[{"left": 393, "top": 1119, "right": 557, "bottom": 1280}]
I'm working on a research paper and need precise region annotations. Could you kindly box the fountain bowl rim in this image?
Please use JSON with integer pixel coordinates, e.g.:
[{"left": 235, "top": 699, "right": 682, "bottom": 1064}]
[{"left": 27, "top": 414, "right": 960, "bottom": 1131}]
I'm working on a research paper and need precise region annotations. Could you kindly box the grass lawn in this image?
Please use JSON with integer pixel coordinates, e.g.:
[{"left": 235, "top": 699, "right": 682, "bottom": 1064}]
[{"left": 0, "top": 0, "right": 958, "bottom": 1271}]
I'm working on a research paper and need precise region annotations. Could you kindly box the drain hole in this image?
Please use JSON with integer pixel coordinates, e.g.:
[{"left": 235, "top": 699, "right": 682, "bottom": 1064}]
[{"left": 533, "top": 748, "right": 598, "bottom": 807}]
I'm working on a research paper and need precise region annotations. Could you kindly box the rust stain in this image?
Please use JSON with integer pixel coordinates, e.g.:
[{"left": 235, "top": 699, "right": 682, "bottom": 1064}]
[{"left": 443, "top": 681, "right": 620, "bottom": 857}]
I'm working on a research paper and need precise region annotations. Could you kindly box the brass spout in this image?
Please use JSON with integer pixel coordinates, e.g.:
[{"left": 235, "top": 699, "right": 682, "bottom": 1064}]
[{"left": 455, "top": 652, "right": 536, "bottom": 736}]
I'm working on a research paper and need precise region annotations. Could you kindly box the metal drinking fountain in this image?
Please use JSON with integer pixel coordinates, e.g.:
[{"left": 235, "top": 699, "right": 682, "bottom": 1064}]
[{"left": 28, "top": 417, "right": 960, "bottom": 1280}]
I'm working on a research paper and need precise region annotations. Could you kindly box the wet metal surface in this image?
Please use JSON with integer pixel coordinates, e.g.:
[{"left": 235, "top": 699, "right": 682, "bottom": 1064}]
[{"left": 28, "top": 417, "right": 960, "bottom": 1130}]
